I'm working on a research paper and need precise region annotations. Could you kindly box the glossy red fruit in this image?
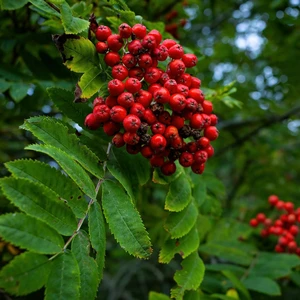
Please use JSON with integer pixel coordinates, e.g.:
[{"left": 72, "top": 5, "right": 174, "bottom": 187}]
[
  {"left": 93, "top": 104, "right": 110, "bottom": 123},
  {"left": 143, "top": 109, "right": 157, "bottom": 124},
  {"left": 162, "top": 39, "right": 177, "bottom": 49},
  {"left": 289, "top": 225, "right": 299, "bottom": 236},
  {"left": 188, "top": 89, "right": 205, "bottom": 103},
  {"left": 128, "top": 39, "right": 143, "bottom": 55},
  {"left": 168, "top": 44, "right": 184, "bottom": 59},
  {"left": 191, "top": 162, "right": 205, "bottom": 174},
  {"left": 179, "top": 152, "right": 194, "bottom": 167},
  {"left": 190, "top": 76, "right": 201, "bottom": 88},
  {"left": 107, "top": 34, "right": 124, "bottom": 52},
  {"left": 118, "top": 23, "right": 132, "bottom": 38},
  {"left": 110, "top": 105, "right": 127, "bottom": 122},
  {"left": 148, "top": 29, "right": 162, "bottom": 44},
  {"left": 164, "top": 126, "right": 178, "bottom": 141},
  {"left": 204, "top": 126, "right": 219, "bottom": 141},
  {"left": 164, "top": 79, "right": 178, "bottom": 94},
  {"left": 256, "top": 213, "right": 266, "bottom": 223},
  {"left": 177, "top": 84, "right": 189, "bottom": 97},
  {"left": 171, "top": 115, "right": 184, "bottom": 129},
  {"left": 95, "top": 25, "right": 112, "bottom": 41},
  {"left": 122, "top": 53, "right": 137, "bottom": 68},
  {"left": 178, "top": 73, "right": 192, "bottom": 87},
  {"left": 138, "top": 54, "right": 153, "bottom": 68},
  {"left": 125, "top": 77, "right": 142, "bottom": 94},
  {"left": 112, "top": 133, "right": 125, "bottom": 148},
  {"left": 182, "top": 53, "right": 198, "bottom": 68},
  {"left": 264, "top": 218, "right": 272, "bottom": 227},
  {"left": 117, "top": 92, "right": 135, "bottom": 108},
  {"left": 142, "top": 34, "right": 157, "bottom": 50},
  {"left": 202, "top": 100, "right": 213, "bottom": 114},
  {"left": 154, "top": 45, "right": 169, "bottom": 61},
  {"left": 194, "top": 150, "right": 208, "bottom": 164},
  {"left": 123, "top": 114, "right": 141, "bottom": 133},
  {"left": 204, "top": 145, "right": 214, "bottom": 157},
  {"left": 132, "top": 24, "right": 147, "bottom": 39},
  {"left": 150, "top": 155, "right": 164, "bottom": 167},
  {"left": 159, "top": 73, "right": 170, "bottom": 85},
  {"left": 103, "top": 121, "right": 120, "bottom": 136},
  {"left": 112, "top": 64, "right": 128, "bottom": 81},
  {"left": 284, "top": 202, "right": 294, "bottom": 213},
  {"left": 96, "top": 42, "right": 108, "bottom": 53},
  {"left": 153, "top": 87, "right": 170, "bottom": 104},
  {"left": 161, "top": 161, "right": 176, "bottom": 176},
  {"left": 150, "top": 134, "right": 167, "bottom": 152},
  {"left": 249, "top": 218, "right": 259, "bottom": 227},
  {"left": 158, "top": 111, "right": 172, "bottom": 125},
  {"left": 197, "top": 137, "right": 210, "bottom": 149},
  {"left": 210, "top": 114, "right": 218, "bottom": 126},
  {"left": 104, "top": 52, "right": 120, "bottom": 67},
  {"left": 108, "top": 79, "right": 125, "bottom": 96},
  {"left": 276, "top": 200, "right": 285, "bottom": 210},
  {"left": 84, "top": 113, "right": 101, "bottom": 130},
  {"left": 169, "top": 94, "right": 186, "bottom": 112},
  {"left": 151, "top": 122, "right": 166, "bottom": 135},
  {"left": 169, "top": 59, "right": 186, "bottom": 77},
  {"left": 128, "top": 67, "right": 144, "bottom": 81},
  {"left": 268, "top": 195, "right": 279, "bottom": 206},
  {"left": 144, "top": 67, "right": 161, "bottom": 84},
  {"left": 93, "top": 97, "right": 105, "bottom": 107},
  {"left": 105, "top": 95, "right": 118, "bottom": 108},
  {"left": 123, "top": 132, "right": 140, "bottom": 145},
  {"left": 190, "top": 113, "right": 204, "bottom": 129},
  {"left": 141, "top": 146, "right": 153, "bottom": 158},
  {"left": 288, "top": 241, "right": 297, "bottom": 252},
  {"left": 136, "top": 90, "right": 152, "bottom": 108},
  {"left": 130, "top": 103, "right": 145, "bottom": 118}
]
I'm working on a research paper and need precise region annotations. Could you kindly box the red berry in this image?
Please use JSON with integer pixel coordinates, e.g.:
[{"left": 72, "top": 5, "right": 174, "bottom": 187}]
[
  {"left": 168, "top": 44, "right": 184, "bottom": 59},
  {"left": 93, "top": 97, "right": 105, "bottom": 107},
  {"left": 194, "top": 150, "right": 208, "bottom": 164},
  {"left": 112, "top": 64, "right": 128, "bottom": 81},
  {"left": 204, "top": 145, "right": 214, "bottom": 158},
  {"left": 151, "top": 122, "right": 166, "bottom": 135},
  {"left": 125, "top": 77, "right": 142, "bottom": 94},
  {"left": 128, "top": 39, "right": 143, "bottom": 55},
  {"left": 287, "top": 214, "right": 296, "bottom": 223},
  {"left": 170, "top": 135, "right": 184, "bottom": 149},
  {"left": 164, "top": 79, "right": 178, "bottom": 94},
  {"left": 148, "top": 29, "right": 162, "bottom": 44},
  {"left": 182, "top": 53, "right": 198, "bottom": 68},
  {"left": 169, "top": 59, "right": 186, "bottom": 77},
  {"left": 284, "top": 202, "right": 294, "bottom": 213},
  {"left": 185, "top": 98, "right": 198, "bottom": 112},
  {"left": 289, "top": 225, "right": 299, "bottom": 236},
  {"left": 93, "top": 104, "right": 111, "bottom": 123},
  {"left": 249, "top": 219, "right": 259, "bottom": 227},
  {"left": 171, "top": 115, "right": 184, "bottom": 129},
  {"left": 143, "top": 109, "right": 157, "bottom": 124},
  {"left": 158, "top": 111, "right": 172, "bottom": 125},
  {"left": 136, "top": 90, "right": 152, "bottom": 108},
  {"left": 130, "top": 103, "right": 145, "bottom": 118},
  {"left": 275, "top": 244, "right": 284, "bottom": 253},
  {"left": 169, "top": 94, "right": 186, "bottom": 112},
  {"left": 105, "top": 95, "right": 118, "bottom": 108},
  {"left": 276, "top": 200, "right": 285, "bottom": 210},
  {"left": 197, "top": 137, "right": 210, "bottom": 149},
  {"left": 128, "top": 67, "right": 144, "bottom": 81},
  {"left": 164, "top": 126, "right": 178, "bottom": 141},
  {"left": 188, "top": 89, "right": 205, "bottom": 103},
  {"left": 141, "top": 145, "right": 153, "bottom": 158},
  {"left": 112, "top": 133, "right": 125, "bottom": 148},
  {"left": 264, "top": 218, "right": 272, "bottom": 227},
  {"left": 150, "top": 155, "right": 164, "bottom": 167},
  {"left": 204, "top": 126, "right": 219, "bottom": 141},
  {"left": 256, "top": 213, "right": 266, "bottom": 223},
  {"left": 191, "top": 162, "right": 205, "bottom": 174},
  {"left": 177, "top": 73, "right": 192, "bottom": 87},
  {"left": 162, "top": 39, "right": 177, "bottom": 49},
  {"left": 161, "top": 161, "right": 176, "bottom": 176},
  {"left": 177, "top": 84, "right": 189, "bottom": 97},
  {"left": 107, "top": 34, "right": 124, "bottom": 52},
  {"left": 278, "top": 236, "right": 288, "bottom": 246},
  {"left": 154, "top": 45, "right": 169, "bottom": 61},
  {"left": 110, "top": 105, "right": 127, "bottom": 122},
  {"left": 202, "top": 100, "right": 213, "bottom": 114},
  {"left": 142, "top": 34, "right": 157, "bottom": 50},
  {"left": 123, "top": 114, "right": 141, "bottom": 133},
  {"left": 132, "top": 24, "right": 147, "bottom": 39},
  {"left": 117, "top": 92, "right": 135, "bottom": 108},
  {"left": 288, "top": 241, "right": 297, "bottom": 252},
  {"left": 150, "top": 134, "right": 167, "bottom": 152},
  {"left": 153, "top": 87, "right": 170, "bottom": 104},
  {"left": 159, "top": 72, "right": 170, "bottom": 85},
  {"left": 108, "top": 79, "right": 125, "bottom": 96},
  {"left": 96, "top": 25, "right": 112, "bottom": 41},
  {"left": 190, "top": 113, "right": 204, "bottom": 129},
  {"left": 185, "top": 142, "right": 198, "bottom": 153},
  {"left": 84, "top": 113, "right": 101, "bottom": 130},
  {"left": 118, "top": 23, "right": 132, "bottom": 39},
  {"left": 104, "top": 52, "right": 120, "bottom": 67},
  {"left": 190, "top": 77, "right": 201, "bottom": 88},
  {"left": 103, "top": 121, "right": 120, "bottom": 136},
  {"left": 210, "top": 114, "right": 218, "bottom": 126},
  {"left": 138, "top": 54, "right": 153, "bottom": 68},
  {"left": 144, "top": 67, "right": 161, "bottom": 84},
  {"left": 122, "top": 53, "right": 137, "bottom": 68},
  {"left": 96, "top": 41, "right": 108, "bottom": 53},
  {"left": 179, "top": 152, "right": 194, "bottom": 167},
  {"left": 268, "top": 195, "right": 279, "bottom": 206},
  {"left": 123, "top": 132, "right": 140, "bottom": 145},
  {"left": 126, "top": 144, "right": 141, "bottom": 155}
]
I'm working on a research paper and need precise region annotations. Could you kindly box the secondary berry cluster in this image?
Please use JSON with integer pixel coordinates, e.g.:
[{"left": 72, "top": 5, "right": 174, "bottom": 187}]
[
  {"left": 250, "top": 195, "right": 300, "bottom": 255},
  {"left": 84, "top": 22, "right": 219, "bottom": 176}
]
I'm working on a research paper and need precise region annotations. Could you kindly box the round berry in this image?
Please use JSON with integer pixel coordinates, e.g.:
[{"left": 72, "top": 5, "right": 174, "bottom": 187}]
[
  {"left": 138, "top": 54, "right": 153, "bottom": 68},
  {"left": 179, "top": 152, "right": 194, "bottom": 167},
  {"left": 182, "top": 53, "right": 198, "bottom": 68},
  {"left": 268, "top": 195, "right": 279, "bottom": 206},
  {"left": 188, "top": 89, "right": 205, "bottom": 103},
  {"left": 169, "top": 59, "right": 186, "bottom": 77},
  {"left": 194, "top": 150, "right": 208, "bottom": 164},
  {"left": 202, "top": 100, "right": 213, "bottom": 114},
  {"left": 128, "top": 39, "right": 143, "bottom": 55},
  {"left": 151, "top": 122, "right": 166, "bottom": 135},
  {"left": 150, "top": 155, "right": 164, "bottom": 167},
  {"left": 112, "top": 133, "right": 125, "bottom": 148},
  {"left": 108, "top": 79, "right": 125, "bottom": 96},
  {"left": 123, "top": 132, "right": 140, "bottom": 145},
  {"left": 84, "top": 113, "right": 101, "bottom": 130},
  {"left": 136, "top": 90, "right": 152, "bottom": 108},
  {"left": 93, "top": 104, "right": 111, "bottom": 123},
  {"left": 161, "top": 161, "right": 176, "bottom": 176},
  {"left": 112, "top": 64, "right": 128, "bottom": 81},
  {"left": 107, "top": 34, "right": 124, "bottom": 52},
  {"left": 130, "top": 103, "right": 145, "bottom": 118},
  {"left": 148, "top": 29, "right": 162, "bottom": 44},
  {"left": 142, "top": 34, "right": 157, "bottom": 50},
  {"left": 150, "top": 134, "right": 167, "bottom": 152},
  {"left": 123, "top": 114, "right": 141, "bottom": 133},
  {"left": 162, "top": 39, "right": 177, "bottom": 49},
  {"left": 118, "top": 23, "right": 132, "bottom": 38},
  {"left": 117, "top": 92, "right": 135, "bottom": 108},
  {"left": 256, "top": 213, "right": 266, "bottom": 223},
  {"left": 132, "top": 24, "right": 147, "bottom": 39},
  {"left": 110, "top": 105, "right": 127, "bottom": 122},
  {"left": 104, "top": 52, "right": 120, "bottom": 67},
  {"left": 144, "top": 67, "right": 161, "bottom": 84},
  {"left": 125, "top": 77, "right": 142, "bottom": 94},
  {"left": 96, "top": 25, "right": 112, "bottom": 41},
  {"left": 204, "top": 126, "right": 219, "bottom": 141},
  {"left": 191, "top": 162, "right": 205, "bottom": 174},
  {"left": 122, "top": 53, "right": 137, "bottom": 68},
  {"left": 169, "top": 94, "right": 186, "bottom": 112},
  {"left": 103, "top": 121, "right": 120, "bottom": 136},
  {"left": 168, "top": 44, "right": 184, "bottom": 59},
  {"left": 190, "top": 113, "right": 204, "bottom": 129},
  {"left": 96, "top": 42, "right": 108, "bottom": 53},
  {"left": 153, "top": 87, "right": 170, "bottom": 104}
]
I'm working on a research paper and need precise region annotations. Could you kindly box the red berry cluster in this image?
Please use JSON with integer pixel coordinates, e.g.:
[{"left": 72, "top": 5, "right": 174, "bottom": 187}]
[
  {"left": 84, "top": 22, "right": 219, "bottom": 176},
  {"left": 250, "top": 195, "right": 300, "bottom": 255}
]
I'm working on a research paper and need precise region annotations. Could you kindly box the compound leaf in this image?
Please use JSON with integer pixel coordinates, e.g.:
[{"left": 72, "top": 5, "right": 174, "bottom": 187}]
[
  {"left": 0, "top": 177, "right": 77, "bottom": 236},
  {"left": 0, "top": 213, "right": 64, "bottom": 254},
  {"left": 45, "top": 251, "right": 80, "bottom": 300},
  {"left": 26, "top": 144, "right": 96, "bottom": 199},
  {"left": 102, "top": 180, "right": 152, "bottom": 259},
  {"left": 0, "top": 252, "right": 51, "bottom": 296},
  {"left": 22, "top": 116, "right": 104, "bottom": 179}
]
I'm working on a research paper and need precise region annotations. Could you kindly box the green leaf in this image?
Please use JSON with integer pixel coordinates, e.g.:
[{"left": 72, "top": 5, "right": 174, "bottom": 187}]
[
  {"left": 107, "top": 147, "right": 150, "bottom": 201},
  {"left": 191, "top": 175, "right": 207, "bottom": 208},
  {"left": 22, "top": 116, "right": 104, "bottom": 179},
  {"left": 72, "top": 231, "right": 99, "bottom": 300},
  {"left": 165, "top": 173, "right": 192, "bottom": 212},
  {"left": 61, "top": 36, "right": 99, "bottom": 73},
  {"left": 205, "top": 264, "right": 245, "bottom": 277},
  {"left": 78, "top": 66, "right": 107, "bottom": 99},
  {"left": 61, "top": 2, "right": 89, "bottom": 34},
  {"left": 164, "top": 201, "right": 198, "bottom": 239},
  {"left": 1, "top": 176, "right": 77, "bottom": 235},
  {"left": 248, "top": 252, "right": 300, "bottom": 279},
  {"left": 291, "top": 271, "right": 300, "bottom": 287},
  {"left": 0, "top": 213, "right": 64, "bottom": 254},
  {"left": 0, "top": 252, "right": 51, "bottom": 296},
  {"left": 9, "top": 82, "right": 30, "bottom": 102},
  {"left": 47, "top": 87, "right": 91, "bottom": 125},
  {"left": 149, "top": 291, "right": 170, "bottom": 300},
  {"left": 88, "top": 201, "right": 106, "bottom": 280},
  {"left": 29, "top": 0, "right": 61, "bottom": 18},
  {"left": 242, "top": 276, "right": 281, "bottom": 296},
  {"left": 222, "top": 271, "right": 250, "bottom": 300},
  {"left": 102, "top": 180, "right": 152, "bottom": 258},
  {"left": 26, "top": 144, "right": 96, "bottom": 199},
  {"left": 159, "top": 226, "right": 199, "bottom": 264},
  {"left": 45, "top": 251, "right": 80, "bottom": 300},
  {"left": 5, "top": 159, "right": 87, "bottom": 218},
  {"left": 0, "top": 78, "right": 11, "bottom": 92},
  {"left": 152, "top": 163, "right": 184, "bottom": 185},
  {"left": 1, "top": 0, "right": 28, "bottom": 10},
  {"left": 171, "top": 252, "right": 205, "bottom": 299}
]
